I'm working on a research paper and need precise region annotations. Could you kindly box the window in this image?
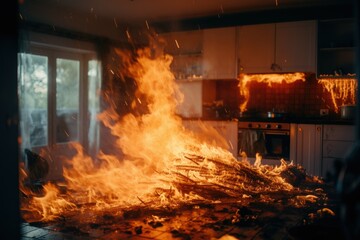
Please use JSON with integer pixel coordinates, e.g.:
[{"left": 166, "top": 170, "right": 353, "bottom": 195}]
[{"left": 18, "top": 33, "right": 102, "bottom": 158}]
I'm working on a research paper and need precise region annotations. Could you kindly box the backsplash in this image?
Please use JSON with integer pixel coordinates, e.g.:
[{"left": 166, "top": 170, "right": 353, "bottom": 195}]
[{"left": 210, "top": 74, "right": 357, "bottom": 119}]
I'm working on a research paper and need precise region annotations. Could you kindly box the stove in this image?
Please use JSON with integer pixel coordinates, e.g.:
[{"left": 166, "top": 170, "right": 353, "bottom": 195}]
[
  {"left": 238, "top": 121, "right": 291, "bottom": 165},
  {"left": 238, "top": 121, "right": 290, "bottom": 131}
]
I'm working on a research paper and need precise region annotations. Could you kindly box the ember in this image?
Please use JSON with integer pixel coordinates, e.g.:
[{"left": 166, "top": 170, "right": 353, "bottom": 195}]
[{"left": 20, "top": 42, "right": 343, "bottom": 239}]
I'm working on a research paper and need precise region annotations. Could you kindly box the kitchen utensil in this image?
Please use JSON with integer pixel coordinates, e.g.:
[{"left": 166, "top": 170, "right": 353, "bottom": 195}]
[
  {"left": 340, "top": 105, "right": 356, "bottom": 119},
  {"left": 267, "top": 111, "right": 287, "bottom": 119}
]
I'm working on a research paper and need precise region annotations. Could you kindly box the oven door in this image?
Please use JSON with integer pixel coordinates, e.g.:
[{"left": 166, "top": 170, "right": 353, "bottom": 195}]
[
  {"left": 238, "top": 129, "right": 290, "bottom": 165},
  {"left": 263, "top": 130, "right": 290, "bottom": 160}
]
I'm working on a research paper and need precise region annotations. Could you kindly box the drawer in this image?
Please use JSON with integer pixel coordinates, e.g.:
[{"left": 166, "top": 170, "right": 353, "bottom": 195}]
[
  {"left": 323, "top": 140, "right": 354, "bottom": 158},
  {"left": 323, "top": 125, "right": 355, "bottom": 141}
]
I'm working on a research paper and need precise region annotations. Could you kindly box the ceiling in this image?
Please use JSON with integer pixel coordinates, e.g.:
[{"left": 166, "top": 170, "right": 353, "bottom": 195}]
[
  {"left": 19, "top": 0, "right": 353, "bottom": 40},
  {"left": 20, "top": 0, "right": 352, "bottom": 22}
]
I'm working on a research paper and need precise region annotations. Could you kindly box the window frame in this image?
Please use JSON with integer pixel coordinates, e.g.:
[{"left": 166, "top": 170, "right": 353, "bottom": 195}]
[{"left": 19, "top": 32, "right": 101, "bottom": 154}]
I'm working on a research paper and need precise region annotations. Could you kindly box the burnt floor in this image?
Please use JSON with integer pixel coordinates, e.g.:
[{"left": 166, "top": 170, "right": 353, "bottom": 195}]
[{"left": 20, "top": 193, "right": 347, "bottom": 240}]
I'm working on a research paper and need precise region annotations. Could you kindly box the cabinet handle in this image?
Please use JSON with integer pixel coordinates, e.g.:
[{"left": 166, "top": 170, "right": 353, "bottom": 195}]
[
  {"left": 298, "top": 127, "right": 302, "bottom": 132},
  {"left": 316, "top": 126, "right": 321, "bottom": 132},
  {"left": 237, "top": 58, "right": 242, "bottom": 76}
]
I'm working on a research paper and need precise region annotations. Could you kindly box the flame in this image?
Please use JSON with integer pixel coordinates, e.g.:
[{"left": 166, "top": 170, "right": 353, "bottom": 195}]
[
  {"left": 238, "top": 73, "right": 306, "bottom": 113},
  {"left": 318, "top": 78, "right": 357, "bottom": 112},
  {"left": 21, "top": 45, "right": 314, "bottom": 222}
]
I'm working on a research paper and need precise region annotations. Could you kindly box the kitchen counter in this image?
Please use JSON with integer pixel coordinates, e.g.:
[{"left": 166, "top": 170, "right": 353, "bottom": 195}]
[
  {"left": 196, "top": 117, "right": 354, "bottom": 125},
  {"left": 180, "top": 115, "right": 355, "bottom": 125}
]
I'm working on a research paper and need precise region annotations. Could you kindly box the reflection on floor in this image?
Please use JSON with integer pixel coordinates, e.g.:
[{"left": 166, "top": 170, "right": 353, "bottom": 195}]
[{"left": 20, "top": 187, "right": 346, "bottom": 240}]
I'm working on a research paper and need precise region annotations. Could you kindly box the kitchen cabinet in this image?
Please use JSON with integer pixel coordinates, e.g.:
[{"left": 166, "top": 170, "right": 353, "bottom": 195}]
[
  {"left": 317, "top": 18, "right": 355, "bottom": 78},
  {"left": 182, "top": 120, "right": 238, "bottom": 158},
  {"left": 175, "top": 80, "right": 203, "bottom": 118},
  {"left": 160, "top": 30, "right": 203, "bottom": 80},
  {"left": 238, "top": 20, "right": 316, "bottom": 73},
  {"left": 175, "top": 80, "right": 217, "bottom": 118},
  {"left": 208, "top": 120, "right": 238, "bottom": 157},
  {"left": 237, "top": 23, "right": 275, "bottom": 73},
  {"left": 293, "top": 124, "right": 322, "bottom": 177},
  {"left": 202, "top": 27, "right": 237, "bottom": 79},
  {"left": 322, "top": 124, "right": 355, "bottom": 179}
]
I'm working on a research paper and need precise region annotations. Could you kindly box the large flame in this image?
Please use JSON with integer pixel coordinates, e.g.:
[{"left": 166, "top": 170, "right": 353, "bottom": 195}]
[
  {"left": 238, "top": 73, "right": 306, "bottom": 113},
  {"left": 21, "top": 46, "right": 307, "bottom": 222},
  {"left": 318, "top": 78, "right": 357, "bottom": 112}
]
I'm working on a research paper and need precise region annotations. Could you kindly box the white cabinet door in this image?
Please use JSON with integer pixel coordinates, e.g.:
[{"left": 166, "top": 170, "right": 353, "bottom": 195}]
[
  {"left": 209, "top": 121, "right": 238, "bottom": 157},
  {"left": 321, "top": 124, "right": 355, "bottom": 179},
  {"left": 323, "top": 140, "right": 354, "bottom": 158},
  {"left": 295, "top": 124, "right": 322, "bottom": 176},
  {"left": 160, "top": 30, "right": 203, "bottom": 80},
  {"left": 276, "top": 20, "right": 316, "bottom": 72},
  {"left": 175, "top": 80, "right": 203, "bottom": 118},
  {"left": 202, "top": 27, "right": 237, "bottom": 79},
  {"left": 182, "top": 120, "right": 238, "bottom": 158},
  {"left": 323, "top": 124, "right": 355, "bottom": 141},
  {"left": 322, "top": 157, "right": 343, "bottom": 180},
  {"left": 237, "top": 21, "right": 316, "bottom": 73},
  {"left": 238, "top": 23, "right": 275, "bottom": 73}
]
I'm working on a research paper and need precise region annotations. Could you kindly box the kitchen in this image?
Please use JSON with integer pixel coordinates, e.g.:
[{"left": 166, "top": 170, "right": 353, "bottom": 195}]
[
  {"left": 166, "top": 19, "right": 357, "bottom": 179},
  {"left": 2, "top": 0, "right": 360, "bottom": 239}
]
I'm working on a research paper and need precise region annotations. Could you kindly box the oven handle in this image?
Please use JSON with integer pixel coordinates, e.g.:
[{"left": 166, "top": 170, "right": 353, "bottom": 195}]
[{"left": 263, "top": 131, "right": 289, "bottom": 135}]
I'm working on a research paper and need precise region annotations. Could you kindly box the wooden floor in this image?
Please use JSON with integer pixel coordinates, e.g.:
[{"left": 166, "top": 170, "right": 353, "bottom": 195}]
[{"left": 20, "top": 193, "right": 347, "bottom": 240}]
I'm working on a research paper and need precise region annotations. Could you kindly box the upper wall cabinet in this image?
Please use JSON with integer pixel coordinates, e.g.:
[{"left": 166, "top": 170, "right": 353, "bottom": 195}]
[
  {"left": 202, "top": 27, "right": 237, "bottom": 79},
  {"left": 237, "top": 23, "right": 275, "bottom": 73},
  {"left": 160, "top": 30, "right": 203, "bottom": 80},
  {"left": 238, "top": 20, "right": 316, "bottom": 73},
  {"left": 317, "top": 18, "right": 355, "bottom": 78}
]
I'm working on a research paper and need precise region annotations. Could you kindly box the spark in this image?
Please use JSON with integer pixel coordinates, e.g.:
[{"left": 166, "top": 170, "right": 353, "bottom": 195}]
[
  {"left": 145, "top": 20, "right": 150, "bottom": 30},
  {"left": 113, "top": 18, "right": 118, "bottom": 28},
  {"left": 126, "top": 30, "right": 131, "bottom": 39},
  {"left": 175, "top": 39, "right": 180, "bottom": 49},
  {"left": 19, "top": 13, "right": 23, "bottom": 20},
  {"left": 110, "top": 69, "right": 114, "bottom": 75}
]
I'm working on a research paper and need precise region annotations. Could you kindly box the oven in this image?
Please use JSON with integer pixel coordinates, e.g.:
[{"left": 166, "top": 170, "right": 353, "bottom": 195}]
[{"left": 238, "top": 121, "right": 291, "bottom": 165}]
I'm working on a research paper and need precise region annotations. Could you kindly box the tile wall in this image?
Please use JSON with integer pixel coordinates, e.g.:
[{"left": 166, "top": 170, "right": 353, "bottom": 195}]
[{"left": 213, "top": 74, "right": 356, "bottom": 119}]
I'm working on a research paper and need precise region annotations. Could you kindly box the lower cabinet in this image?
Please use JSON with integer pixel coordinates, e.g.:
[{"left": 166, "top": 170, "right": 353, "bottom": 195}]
[
  {"left": 182, "top": 120, "right": 238, "bottom": 158},
  {"left": 292, "top": 124, "right": 323, "bottom": 177},
  {"left": 291, "top": 123, "right": 355, "bottom": 179},
  {"left": 322, "top": 124, "right": 355, "bottom": 180}
]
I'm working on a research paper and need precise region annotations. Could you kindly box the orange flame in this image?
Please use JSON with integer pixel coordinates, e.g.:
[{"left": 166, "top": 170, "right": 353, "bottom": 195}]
[
  {"left": 21, "top": 46, "right": 304, "bottom": 222},
  {"left": 238, "top": 73, "right": 306, "bottom": 112},
  {"left": 318, "top": 78, "right": 357, "bottom": 112}
]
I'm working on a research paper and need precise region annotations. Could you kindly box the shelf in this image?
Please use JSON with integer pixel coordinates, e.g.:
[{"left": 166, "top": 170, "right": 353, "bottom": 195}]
[
  {"left": 319, "top": 47, "right": 354, "bottom": 51},
  {"left": 317, "top": 18, "right": 355, "bottom": 79}
]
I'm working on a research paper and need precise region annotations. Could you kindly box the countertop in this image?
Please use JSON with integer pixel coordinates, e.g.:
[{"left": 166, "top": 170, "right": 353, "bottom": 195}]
[{"left": 181, "top": 116, "right": 355, "bottom": 125}]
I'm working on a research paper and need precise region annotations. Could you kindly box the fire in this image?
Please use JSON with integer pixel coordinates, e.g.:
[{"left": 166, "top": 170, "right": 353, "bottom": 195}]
[
  {"left": 21, "top": 45, "right": 316, "bottom": 223},
  {"left": 238, "top": 73, "right": 306, "bottom": 113},
  {"left": 318, "top": 78, "right": 357, "bottom": 112}
]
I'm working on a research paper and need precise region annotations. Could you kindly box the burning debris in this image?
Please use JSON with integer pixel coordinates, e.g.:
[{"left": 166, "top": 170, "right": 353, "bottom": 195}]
[{"left": 20, "top": 41, "right": 338, "bottom": 239}]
